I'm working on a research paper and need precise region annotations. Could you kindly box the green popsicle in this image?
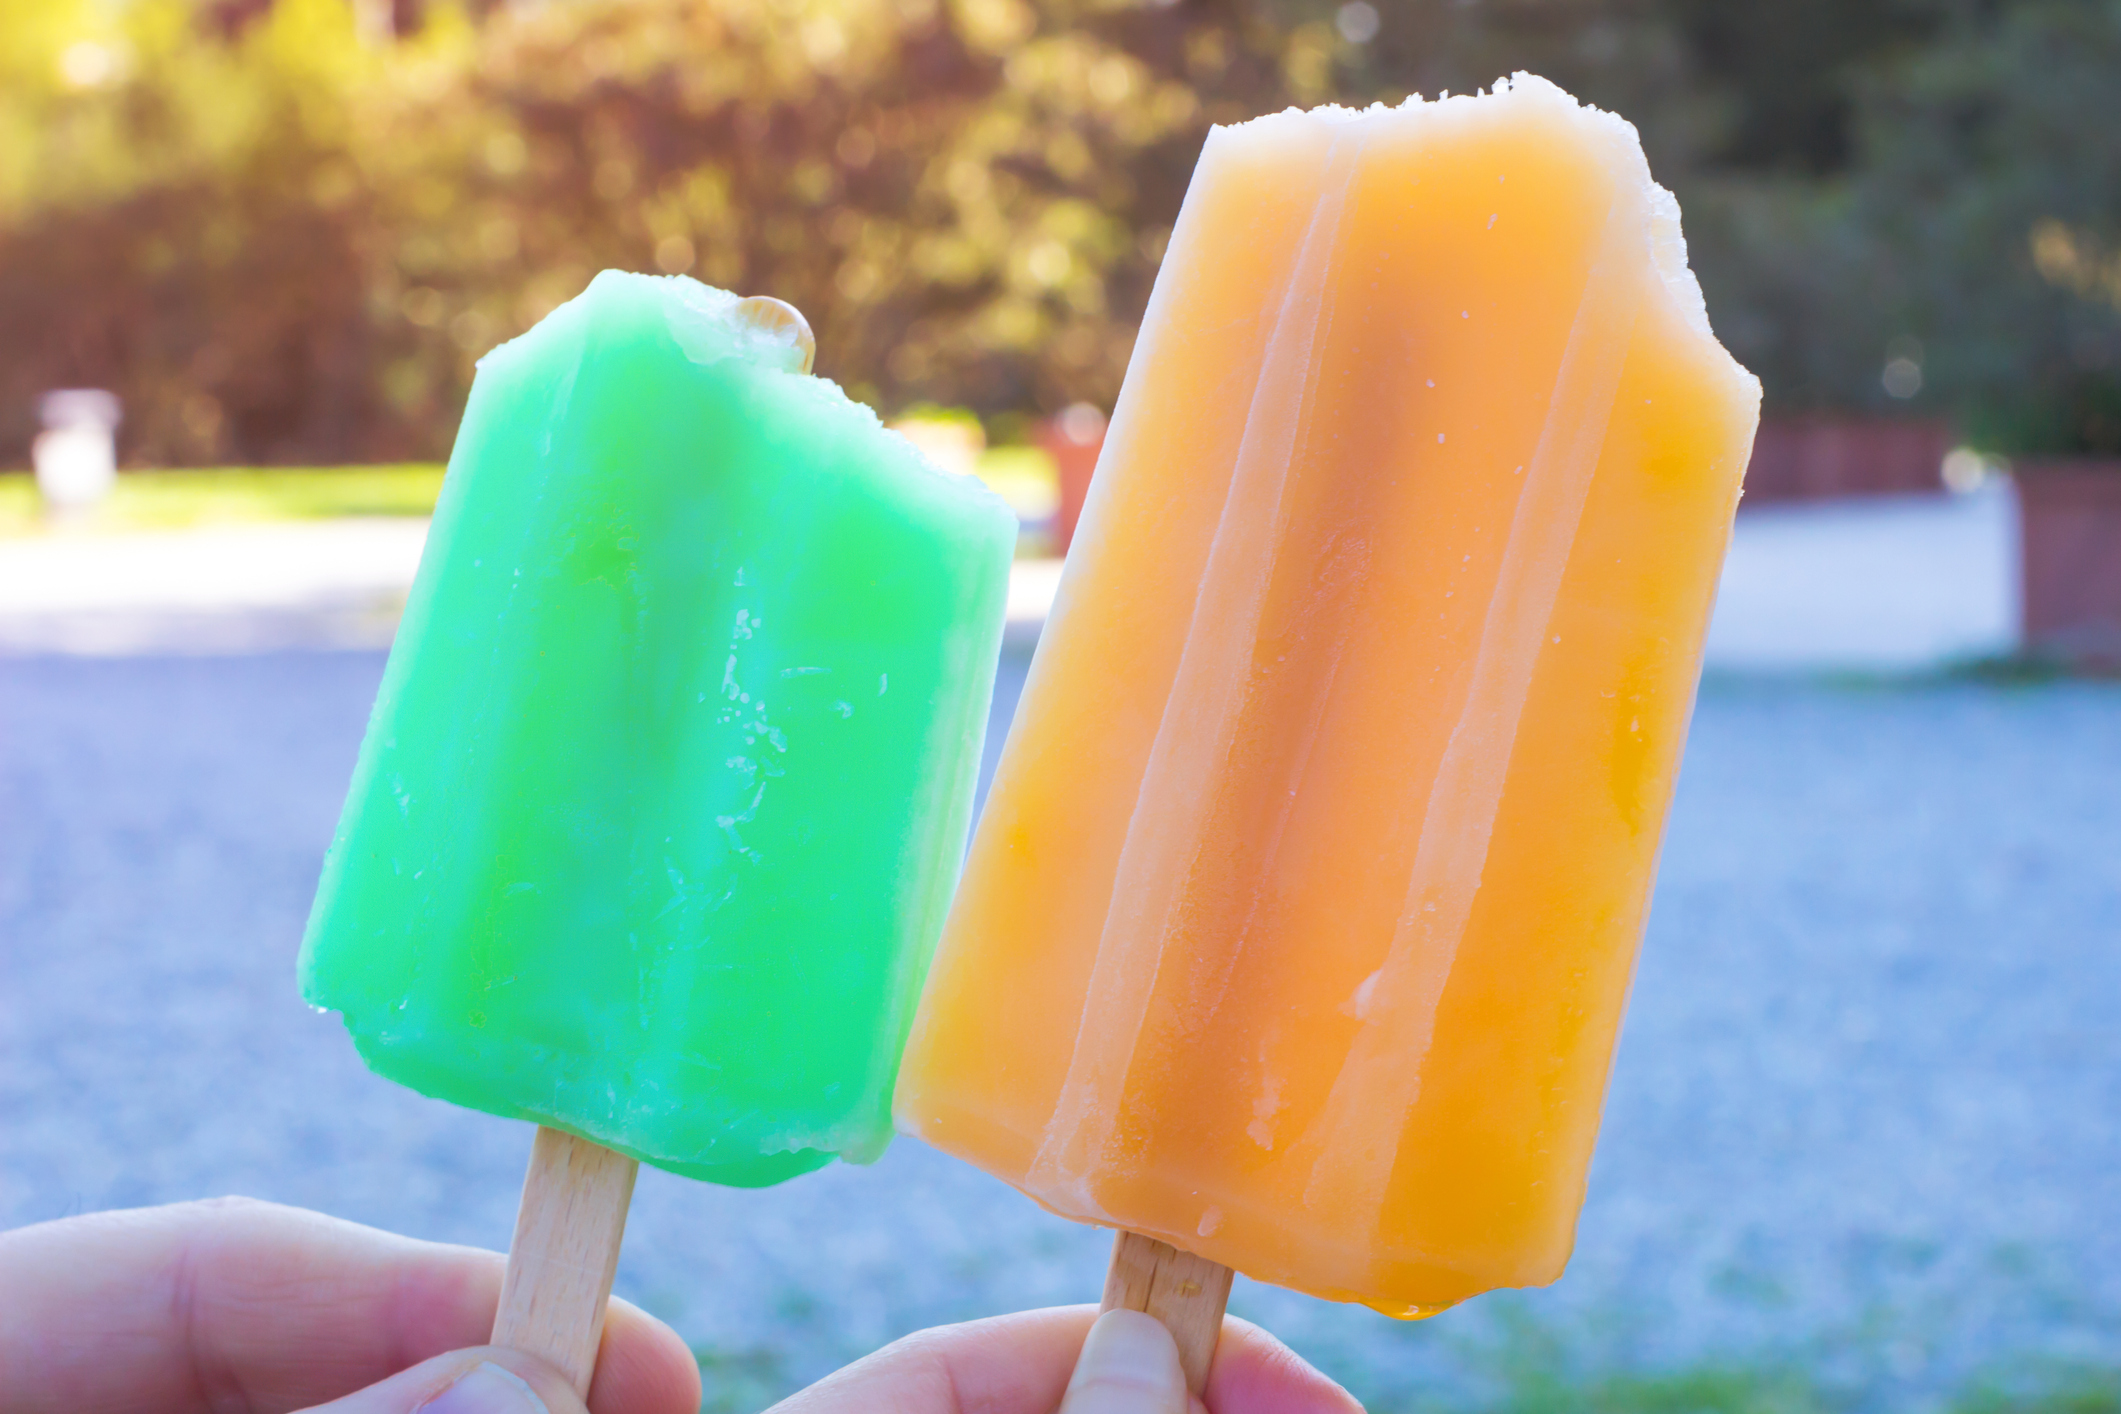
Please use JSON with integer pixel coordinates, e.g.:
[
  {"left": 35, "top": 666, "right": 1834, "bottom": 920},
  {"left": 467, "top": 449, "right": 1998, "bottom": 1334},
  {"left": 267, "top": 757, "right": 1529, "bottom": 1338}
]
[{"left": 301, "top": 270, "right": 1015, "bottom": 1189}]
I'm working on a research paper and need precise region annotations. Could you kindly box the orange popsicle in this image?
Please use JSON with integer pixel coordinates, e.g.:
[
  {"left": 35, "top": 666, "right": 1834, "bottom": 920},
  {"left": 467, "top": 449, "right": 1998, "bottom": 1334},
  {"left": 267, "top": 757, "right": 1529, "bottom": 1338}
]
[{"left": 895, "top": 74, "right": 1760, "bottom": 1317}]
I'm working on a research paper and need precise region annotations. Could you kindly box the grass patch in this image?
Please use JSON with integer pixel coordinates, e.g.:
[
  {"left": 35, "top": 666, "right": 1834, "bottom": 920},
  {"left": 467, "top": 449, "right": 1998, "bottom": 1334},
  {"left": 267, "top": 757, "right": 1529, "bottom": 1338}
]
[
  {"left": 1945, "top": 653, "right": 2117, "bottom": 685},
  {"left": 1480, "top": 1365, "right": 1831, "bottom": 1414},
  {"left": 3, "top": 451, "right": 1056, "bottom": 545},
  {"left": 0, "top": 466, "right": 445, "bottom": 533},
  {"left": 684, "top": 1331, "right": 2121, "bottom": 1414},
  {"left": 1953, "top": 1368, "right": 2121, "bottom": 1414},
  {"left": 694, "top": 1343, "right": 793, "bottom": 1414},
  {"left": 1365, "top": 1361, "right": 2121, "bottom": 1414}
]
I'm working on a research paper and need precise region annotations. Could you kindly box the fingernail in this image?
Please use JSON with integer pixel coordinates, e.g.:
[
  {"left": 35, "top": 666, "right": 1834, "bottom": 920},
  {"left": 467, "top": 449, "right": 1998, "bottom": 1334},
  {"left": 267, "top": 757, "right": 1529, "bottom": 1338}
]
[
  {"left": 1060, "top": 1309, "right": 1188, "bottom": 1413},
  {"left": 417, "top": 1362, "right": 550, "bottom": 1414}
]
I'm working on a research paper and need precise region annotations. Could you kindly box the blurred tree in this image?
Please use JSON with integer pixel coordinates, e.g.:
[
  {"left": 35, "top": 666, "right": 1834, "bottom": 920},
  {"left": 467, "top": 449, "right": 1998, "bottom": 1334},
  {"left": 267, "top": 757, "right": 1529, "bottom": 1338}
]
[
  {"left": 1669, "top": 177, "right": 1899, "bottom": 413},
  {"left": 1269, "top": 0, "right": 1715, "bottom": 175},
  {"left": 1540, "top": 0, "right": 2121, "bottom": 441},
  {"left": 0, "top": 0, "right": 416, "bottom": 462},
  {"left": 1849, "top": 0, "right": 2121, "bottom": 452},
  {"left": 1, "top": 0, "right": 1281, "bottom": 461},
  {"left": 366, "top": 0, "right": 1234, "bottom": 418},
  {"left": 1657, "top": 0, "right": 1948, "bottom": 175},
  {"left": 2, "top": 0, "right": 2115, "bottom": 463}
]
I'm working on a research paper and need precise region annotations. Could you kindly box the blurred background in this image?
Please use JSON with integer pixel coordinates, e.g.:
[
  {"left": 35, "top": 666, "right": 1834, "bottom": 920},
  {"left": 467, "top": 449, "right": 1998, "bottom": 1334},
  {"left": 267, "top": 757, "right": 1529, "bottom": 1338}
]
[
  {"left": 2, "top": 0, "right": 2120, "bottom": 461},
  {"left": 3, "top": 1, "right": 2119, "bottom": 1411}
]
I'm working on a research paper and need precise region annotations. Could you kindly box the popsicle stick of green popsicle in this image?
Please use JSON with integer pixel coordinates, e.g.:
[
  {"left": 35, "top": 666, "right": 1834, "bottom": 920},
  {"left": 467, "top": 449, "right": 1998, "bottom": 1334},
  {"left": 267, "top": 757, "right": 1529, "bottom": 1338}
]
[{"left": 492, "top": 1126, "right": 640, "bottom": 1395}]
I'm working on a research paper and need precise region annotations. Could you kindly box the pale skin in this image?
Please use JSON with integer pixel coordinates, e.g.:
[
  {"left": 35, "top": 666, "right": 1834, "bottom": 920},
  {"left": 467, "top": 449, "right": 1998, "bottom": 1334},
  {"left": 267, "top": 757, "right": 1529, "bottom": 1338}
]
[{"left": 0, "top": 1198, "right": 1365, "bottom": 1414}]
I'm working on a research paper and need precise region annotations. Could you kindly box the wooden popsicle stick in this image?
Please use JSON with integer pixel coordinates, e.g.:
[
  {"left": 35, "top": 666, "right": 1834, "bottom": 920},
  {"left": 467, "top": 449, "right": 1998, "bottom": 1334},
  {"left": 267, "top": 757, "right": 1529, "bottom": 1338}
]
[
  {"left": 491, "top": 1125, "right": 641, "bottom": 1398},
  {"left": 1100, "top": 1230, "right": 1235, "bottom": 1396}
]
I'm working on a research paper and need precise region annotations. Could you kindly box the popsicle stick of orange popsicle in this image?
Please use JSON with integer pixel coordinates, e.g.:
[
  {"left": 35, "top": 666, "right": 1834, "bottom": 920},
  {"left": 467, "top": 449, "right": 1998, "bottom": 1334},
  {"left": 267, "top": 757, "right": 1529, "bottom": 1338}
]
[{"left": 1101, "top": 1231, "right": 1235, "bottom": 1395}]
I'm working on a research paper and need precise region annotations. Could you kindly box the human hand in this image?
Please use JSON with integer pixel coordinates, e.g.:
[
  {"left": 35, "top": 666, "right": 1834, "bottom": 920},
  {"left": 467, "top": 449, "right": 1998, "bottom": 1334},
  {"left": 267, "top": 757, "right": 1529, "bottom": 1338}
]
[
  {"left": 768, "top": 1304, "right": 1364, "bottom": 1414},
  {"left": 1, "top": 1198, "right": 1360, "bottom": 1414},
  {"left": 0, "top": 1197, "right": 700, "bottom": 1414}
]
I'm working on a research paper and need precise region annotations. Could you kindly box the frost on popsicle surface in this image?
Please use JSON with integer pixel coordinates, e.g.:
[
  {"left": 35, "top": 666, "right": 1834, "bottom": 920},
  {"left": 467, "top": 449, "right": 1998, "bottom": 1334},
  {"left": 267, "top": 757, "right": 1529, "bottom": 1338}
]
[
  {"left": 302, "top": 271, "right": 1015, "bottom": 1187},
  {"left": 896, "top": 76, "right": 1760, "bottom": 1310}
]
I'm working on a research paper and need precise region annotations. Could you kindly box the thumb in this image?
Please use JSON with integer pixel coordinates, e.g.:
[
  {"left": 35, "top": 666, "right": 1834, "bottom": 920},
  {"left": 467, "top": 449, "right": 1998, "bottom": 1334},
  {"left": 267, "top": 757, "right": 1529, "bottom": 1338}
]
[
  {"left": 1058, "top": 1310, "right": 1195, "bottom": 1414},
  {"left": 295, "top": 1346, "right": 588, "bottom": 1414}
]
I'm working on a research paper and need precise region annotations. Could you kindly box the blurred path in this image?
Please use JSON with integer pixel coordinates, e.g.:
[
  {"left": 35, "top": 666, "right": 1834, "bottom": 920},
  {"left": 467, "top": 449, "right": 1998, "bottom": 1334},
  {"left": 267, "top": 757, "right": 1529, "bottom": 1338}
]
[
  {"left": 0, "top": 519, "right": 424, "bottom": 655},
  {"left": 0, "top": 519, "right": 1060, "bottom": 656},
  {"left": 1706, "top": 485, "right": 2017, "bottom": 670},
  {"left": 3, "top": 483, "right": 2021, "bottom": 671},
  {"left": 3, "top": 650, "right": 2117, "bottom": 1410}
]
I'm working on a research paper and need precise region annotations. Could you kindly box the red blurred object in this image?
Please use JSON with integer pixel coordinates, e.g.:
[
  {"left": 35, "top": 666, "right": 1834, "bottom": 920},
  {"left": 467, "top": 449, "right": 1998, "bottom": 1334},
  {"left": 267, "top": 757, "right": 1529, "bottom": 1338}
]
[
  {"left": 1040, "top": 403, "right": 1107, "bottom": 554},
  {"left": 2016, "top": 460, "right": 2121, "bottom": 666},
  {"left": 1742, "top": 417, "right": 1953, "bottom": 505}
]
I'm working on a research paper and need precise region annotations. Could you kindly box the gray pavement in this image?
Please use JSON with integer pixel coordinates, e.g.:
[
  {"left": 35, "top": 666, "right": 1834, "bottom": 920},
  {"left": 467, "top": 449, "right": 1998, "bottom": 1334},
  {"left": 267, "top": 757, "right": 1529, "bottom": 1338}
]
[
  {"left": 2, "top": 649, "right": 2118, "bottom": 1411},
  {"left": 0, "top": 481, "right": 2023, "bottom": 672},
  {"left": 1705, "top": 485, "right": 2017, "bottom": 671}
]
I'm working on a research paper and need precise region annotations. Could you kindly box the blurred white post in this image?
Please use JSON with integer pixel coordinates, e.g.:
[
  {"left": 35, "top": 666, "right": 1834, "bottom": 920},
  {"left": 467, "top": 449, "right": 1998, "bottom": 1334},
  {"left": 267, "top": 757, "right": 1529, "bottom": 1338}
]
[{"left": 33, "top": 389, "right": 121, "bottom": 518}]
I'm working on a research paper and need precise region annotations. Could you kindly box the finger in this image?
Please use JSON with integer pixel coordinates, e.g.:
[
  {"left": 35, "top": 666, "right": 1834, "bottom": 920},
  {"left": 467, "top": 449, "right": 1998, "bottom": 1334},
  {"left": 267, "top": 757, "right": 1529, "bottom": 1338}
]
[
  {"left": 1203, "top": 1315, "right": 1365, "bottom": 1414},
  {"left": 0, "top": 1197, "right": 700, "bottom": 1414},
  {"left": 762, "top": 1304, "right": 1361, "bottom": 1414},
  {"left": 294, "top": 1348, "right": 584, "bottom": 1414},
  {"left": 766, "top": 1305, "right": 1100, "bottom": 1413},
  {"left": 1057, "top": 1309, "right": 1190, "bottom": 1414}
]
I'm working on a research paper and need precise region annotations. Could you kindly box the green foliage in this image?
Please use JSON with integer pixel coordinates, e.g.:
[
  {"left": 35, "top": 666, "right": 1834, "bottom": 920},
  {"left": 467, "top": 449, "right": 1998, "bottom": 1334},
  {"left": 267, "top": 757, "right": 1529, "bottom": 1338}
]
[
  {"left": 693, "top": 1342, "right": 792, "bottom": 1414},
  {"left": 1484, "top": 1366, "right": 1832, "bottom": 1414},
  {"left": 1849, "top": 0, "right": 2121, "bottom": 452},
  {"left": 1658, "top": 0, "right": 1950, "bottom": 176},
  {"left": 2, "top": 0, "right": 2117, "bottom": 462},
  {"left": 1678, "top": 177, "right": 1897, "bottom": 414},
  {"left": 0, "top": 0, "right": 1287, "bottom": 464},
  {"left": 1684, "top": 0, "right": 2121, "bottom": 447},
  {"left": 0, "top": 0, "right": 424, "bottom": 462},
  {"left": 0, "top": 0, "right": 1791, "bottom": 466},
  {"left": 1365, "top": 1360, "right": 2121, "bottom": 1414},
  {"left": 1952, "top": 1368, "right": 2121, "bottom": 1414}
]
